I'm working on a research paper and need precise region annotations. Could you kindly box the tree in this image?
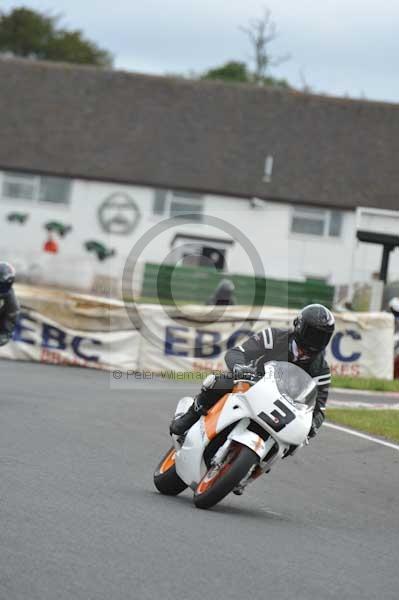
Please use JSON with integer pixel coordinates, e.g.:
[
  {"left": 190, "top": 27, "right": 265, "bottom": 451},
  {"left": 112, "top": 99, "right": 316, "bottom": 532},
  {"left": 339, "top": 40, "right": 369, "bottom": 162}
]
[
  {"left": 0, "top": 8, "right": 112, "bottom": 67},
  {"left": 201, "top": 61, "right": 250, "bottom": 83},
  {"left": 200, "top": 7, "right": 290, "bottom": 88},
  {"left": 240, "top": 7, "right": 289, "bottom": 85}
]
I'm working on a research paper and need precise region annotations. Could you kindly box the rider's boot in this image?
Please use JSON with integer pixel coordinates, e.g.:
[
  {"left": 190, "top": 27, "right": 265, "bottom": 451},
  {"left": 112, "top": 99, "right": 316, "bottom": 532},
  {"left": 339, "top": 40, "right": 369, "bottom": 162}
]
[
  {"left": 169, "top": 374, "right": 217, "bottom": 436},
  {"left": 282, "top": 444, "right": 298, "bottom": 459},
  {"left": 169, "top": 395, "right": 204, "bottom": 436}
]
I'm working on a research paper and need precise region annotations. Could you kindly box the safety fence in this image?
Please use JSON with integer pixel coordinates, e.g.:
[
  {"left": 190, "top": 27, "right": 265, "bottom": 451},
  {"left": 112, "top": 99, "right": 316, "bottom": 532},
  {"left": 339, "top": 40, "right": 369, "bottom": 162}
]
[{"left": 141, "top": 263, "right": 335, "bottom": 309}]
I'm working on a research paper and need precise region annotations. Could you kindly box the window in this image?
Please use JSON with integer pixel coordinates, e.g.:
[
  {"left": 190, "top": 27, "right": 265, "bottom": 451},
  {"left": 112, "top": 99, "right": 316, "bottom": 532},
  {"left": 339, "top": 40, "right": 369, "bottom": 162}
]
[
  {"left": 328, "top": 211, "right": 342, "bottom": 237},
  {"left": 2, "top": 171, "right": 71, "bottom": 205},
  {"left": 291, "top": 206, "right": 342, "bottom": 238},
  {"left": 153, "top": 189, "right": 167, "bottom": 215},
  {"left": 39, "top": 176, "right": 71, "bottom": 204},
  {"left": 2, "top": 173, "right": 37, "bottom": 200},
  {"left": 152, "top": 189, "right": 203, "bottom": 222},
  {"left": 171, "top": 234, "right": 233, "bottom": 271}
]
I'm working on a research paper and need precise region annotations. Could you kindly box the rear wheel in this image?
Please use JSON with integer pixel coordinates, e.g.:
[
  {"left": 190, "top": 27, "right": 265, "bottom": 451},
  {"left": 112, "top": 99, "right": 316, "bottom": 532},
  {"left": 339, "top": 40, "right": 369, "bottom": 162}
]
[
  {"left": 194, "top": 444, "right": 259, "bottom": 509},
  {"left": 153, "top": 447, "right": 187, "bottom": 496}
]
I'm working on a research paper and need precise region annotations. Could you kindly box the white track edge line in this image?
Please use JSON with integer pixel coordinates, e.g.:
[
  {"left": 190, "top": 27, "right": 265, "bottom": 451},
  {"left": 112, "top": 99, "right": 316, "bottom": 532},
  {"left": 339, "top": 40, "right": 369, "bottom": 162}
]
[{"left": 324, "top": 422, "right": 399, "bottom": 451}]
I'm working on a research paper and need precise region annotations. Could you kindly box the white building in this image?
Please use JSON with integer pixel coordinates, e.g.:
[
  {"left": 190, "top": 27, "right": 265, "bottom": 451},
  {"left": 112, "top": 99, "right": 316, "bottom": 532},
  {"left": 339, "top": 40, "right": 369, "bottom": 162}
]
[{"left": 0, "top": 58, "right": 398, "bottom": 297}]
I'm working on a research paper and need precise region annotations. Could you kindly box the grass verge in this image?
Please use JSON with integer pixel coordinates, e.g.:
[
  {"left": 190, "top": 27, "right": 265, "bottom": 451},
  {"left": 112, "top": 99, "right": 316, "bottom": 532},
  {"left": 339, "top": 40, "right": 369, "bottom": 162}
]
[
  {"left": 326, "top": 409, "right": 399, "bottom": 443},
  {"left": 331, "top": 376, "right": 399, "bottom": 393}
]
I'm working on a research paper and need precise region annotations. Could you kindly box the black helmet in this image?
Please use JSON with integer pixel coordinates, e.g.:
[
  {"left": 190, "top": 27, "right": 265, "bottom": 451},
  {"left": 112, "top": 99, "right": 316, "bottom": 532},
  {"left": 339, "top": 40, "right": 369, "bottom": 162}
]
[
  {"left": 293, "top": 304, "right": 335, "bottom": 354},
  {"left": 0, "top": 262, "right": 16, "bottom": 297}
]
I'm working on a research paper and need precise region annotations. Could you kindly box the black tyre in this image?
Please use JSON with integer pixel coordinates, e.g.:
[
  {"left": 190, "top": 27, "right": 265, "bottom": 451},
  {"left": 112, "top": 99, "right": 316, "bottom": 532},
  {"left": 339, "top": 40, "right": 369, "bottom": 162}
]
[
  {"left": 153, "top": 447, "right": 188, "bottom": 496},
  {"left": 194, "top": 444, "right": 259, "bottom": 510}
]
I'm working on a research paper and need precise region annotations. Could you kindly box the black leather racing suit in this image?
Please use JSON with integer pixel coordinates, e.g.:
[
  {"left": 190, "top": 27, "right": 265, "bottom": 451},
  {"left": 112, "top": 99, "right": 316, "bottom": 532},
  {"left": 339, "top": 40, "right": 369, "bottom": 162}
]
[
  {"left": 0, "top": 288, "right": 20, "bottom": 345},
  {"left": 197, "top": 327, "right": 331, "bottom": 427}
]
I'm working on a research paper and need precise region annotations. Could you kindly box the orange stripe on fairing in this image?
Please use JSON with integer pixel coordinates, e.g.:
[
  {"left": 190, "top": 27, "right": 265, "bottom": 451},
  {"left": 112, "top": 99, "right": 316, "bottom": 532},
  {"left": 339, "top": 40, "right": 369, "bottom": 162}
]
[
  {"left": 159, "top": 449, "right": 176, "bottom": 474},
  {"left": 233, "top": 382, "right": 251, "bottom": 393},
  {"left": 254, "top": 436, "right": 263, "bottom": 453},
  {"left": 204, "top": 394, "right": 229, "bottom": 440},
  {"left": 204, "top": 382, "right": 251, "bottom": 441}
]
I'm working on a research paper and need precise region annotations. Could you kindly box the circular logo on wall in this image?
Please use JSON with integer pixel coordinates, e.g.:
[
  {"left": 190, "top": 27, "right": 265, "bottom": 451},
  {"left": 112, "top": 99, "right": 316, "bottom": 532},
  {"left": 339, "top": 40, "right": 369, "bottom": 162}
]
[{"left": 98, "top": 193, "right": 141, "bottom": 235}]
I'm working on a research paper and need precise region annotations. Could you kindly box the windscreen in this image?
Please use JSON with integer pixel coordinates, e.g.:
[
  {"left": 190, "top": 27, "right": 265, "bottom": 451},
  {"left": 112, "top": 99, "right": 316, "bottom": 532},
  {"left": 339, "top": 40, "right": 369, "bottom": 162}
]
[{"left": 266, "top": 361, "right": 317, "bottom": 407}]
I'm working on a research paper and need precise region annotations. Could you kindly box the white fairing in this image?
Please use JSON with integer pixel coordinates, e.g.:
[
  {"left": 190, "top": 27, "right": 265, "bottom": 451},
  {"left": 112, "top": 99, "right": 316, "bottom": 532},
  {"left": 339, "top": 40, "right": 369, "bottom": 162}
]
[
  {"left": 173, "top": 363, "right": 314, "bottom": 488},
  {"left": 243, "top": 375, "right": 313, "bottom": 446},
  {"left": 174, "top": 420, "right": 206, "bottom": 487}
]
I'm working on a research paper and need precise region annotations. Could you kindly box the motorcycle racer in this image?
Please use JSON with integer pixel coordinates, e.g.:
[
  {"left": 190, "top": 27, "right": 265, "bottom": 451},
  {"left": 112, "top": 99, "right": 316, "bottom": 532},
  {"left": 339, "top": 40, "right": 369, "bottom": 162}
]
[
  {"left": 170, "top": 304, "right": 335, "bottom": 439},
  {"left": 0, "top": 262, "right": 20, "bottom": 346}
]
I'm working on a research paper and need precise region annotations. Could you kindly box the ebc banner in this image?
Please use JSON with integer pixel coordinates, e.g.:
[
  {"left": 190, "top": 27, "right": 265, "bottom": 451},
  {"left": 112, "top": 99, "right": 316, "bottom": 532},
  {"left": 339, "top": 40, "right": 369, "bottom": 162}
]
[
  {"left": 0, "top": 308, "right": 140, "bottom": 372},
  {"left": 138, "top": 306, "right": 394, "bottom": 379}
]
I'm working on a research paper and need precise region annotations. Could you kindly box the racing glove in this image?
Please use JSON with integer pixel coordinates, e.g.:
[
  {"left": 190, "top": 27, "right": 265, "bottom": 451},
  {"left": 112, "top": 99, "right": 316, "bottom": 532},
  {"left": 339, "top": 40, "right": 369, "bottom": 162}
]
[{"left": 233, "top": 363, "right": 258, "bottom": 382}]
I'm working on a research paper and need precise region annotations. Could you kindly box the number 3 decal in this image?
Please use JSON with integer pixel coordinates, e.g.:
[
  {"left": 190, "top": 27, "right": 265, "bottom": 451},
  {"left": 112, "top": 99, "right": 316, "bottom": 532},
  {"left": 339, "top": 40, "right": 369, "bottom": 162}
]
[{"left": 258, "top": 399, "right": 295, "bottom": 432}]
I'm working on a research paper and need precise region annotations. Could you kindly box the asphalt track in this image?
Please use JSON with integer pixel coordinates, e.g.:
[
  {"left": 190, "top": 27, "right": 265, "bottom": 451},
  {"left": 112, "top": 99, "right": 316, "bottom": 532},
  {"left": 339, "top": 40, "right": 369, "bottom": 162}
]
[
  {"left": 1, "top": 361, "right": 398, "bottom": 600},
  {"left": 329, "top": 388, "right": 399, "bottom": 408}
]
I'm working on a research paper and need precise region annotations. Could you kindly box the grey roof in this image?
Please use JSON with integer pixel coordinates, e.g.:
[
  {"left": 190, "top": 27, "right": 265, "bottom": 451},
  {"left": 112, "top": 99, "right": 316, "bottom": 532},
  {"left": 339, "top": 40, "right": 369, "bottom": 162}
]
[{"left": 1, "top": 57, "right": 399, "bottom": 211}]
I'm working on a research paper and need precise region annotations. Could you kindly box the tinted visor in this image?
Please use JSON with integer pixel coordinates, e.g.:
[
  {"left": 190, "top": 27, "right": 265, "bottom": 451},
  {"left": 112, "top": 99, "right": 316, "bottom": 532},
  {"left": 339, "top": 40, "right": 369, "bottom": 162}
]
[{"left": 300, "top": 323, "right": 333, "bottom": 352}]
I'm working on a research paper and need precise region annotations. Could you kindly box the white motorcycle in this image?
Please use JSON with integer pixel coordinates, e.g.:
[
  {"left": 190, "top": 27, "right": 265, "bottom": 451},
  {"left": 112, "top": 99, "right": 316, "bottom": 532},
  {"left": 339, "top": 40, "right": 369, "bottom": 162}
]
[{"left": 154, "top": 361, "right": 317, "bottom": 509}]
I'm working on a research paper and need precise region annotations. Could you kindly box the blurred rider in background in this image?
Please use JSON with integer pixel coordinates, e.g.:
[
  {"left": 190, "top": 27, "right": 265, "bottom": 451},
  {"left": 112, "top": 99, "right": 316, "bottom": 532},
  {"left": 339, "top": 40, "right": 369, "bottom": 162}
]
[
  {"left": 0, "top": 262, "right": 19, "bottom": 346},
  {"left": 206, "top": 279, "right": 236, "bottom": 306}
]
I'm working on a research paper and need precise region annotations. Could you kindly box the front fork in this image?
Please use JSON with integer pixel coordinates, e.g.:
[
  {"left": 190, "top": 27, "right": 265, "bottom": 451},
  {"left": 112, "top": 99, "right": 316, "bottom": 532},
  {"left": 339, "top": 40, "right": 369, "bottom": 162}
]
[{"left": 210, "top": 421, "right": 287, "bottom": 494}]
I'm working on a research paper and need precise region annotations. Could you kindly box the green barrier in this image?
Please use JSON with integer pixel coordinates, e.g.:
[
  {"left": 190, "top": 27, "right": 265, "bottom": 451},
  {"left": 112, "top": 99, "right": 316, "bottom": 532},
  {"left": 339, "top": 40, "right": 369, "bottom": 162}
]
[{"left": 141, "top": 263, "right": 334, "bottom": 309}]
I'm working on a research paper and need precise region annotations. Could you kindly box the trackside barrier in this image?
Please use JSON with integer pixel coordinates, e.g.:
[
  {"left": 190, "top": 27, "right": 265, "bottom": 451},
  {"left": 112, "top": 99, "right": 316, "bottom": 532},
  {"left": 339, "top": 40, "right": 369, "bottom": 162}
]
[
  {"left": 137, "top": 304, "right": 394, "bottom": 379},
  {"left": 0, "top": 285, "right": 140, "bottom": 371},
  {"left": 0, "top": 285, "right": 394, "bottom": 379}
]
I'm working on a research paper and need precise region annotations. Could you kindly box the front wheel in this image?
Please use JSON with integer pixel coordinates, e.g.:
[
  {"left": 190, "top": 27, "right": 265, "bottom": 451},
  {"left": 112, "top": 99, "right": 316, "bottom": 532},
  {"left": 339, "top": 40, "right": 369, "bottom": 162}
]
[
  {"left": 153, "top": 447, "right": 188, "bottom": 496},
  {"left": 194, "top": 444, "right": 259, "bottom": 510}
]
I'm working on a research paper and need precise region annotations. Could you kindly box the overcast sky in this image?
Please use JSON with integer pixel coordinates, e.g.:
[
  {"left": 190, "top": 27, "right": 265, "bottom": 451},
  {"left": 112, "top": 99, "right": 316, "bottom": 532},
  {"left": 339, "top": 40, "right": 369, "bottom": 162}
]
[{"left": 2, "top": 0, "right": 399, "bottom": 103}]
